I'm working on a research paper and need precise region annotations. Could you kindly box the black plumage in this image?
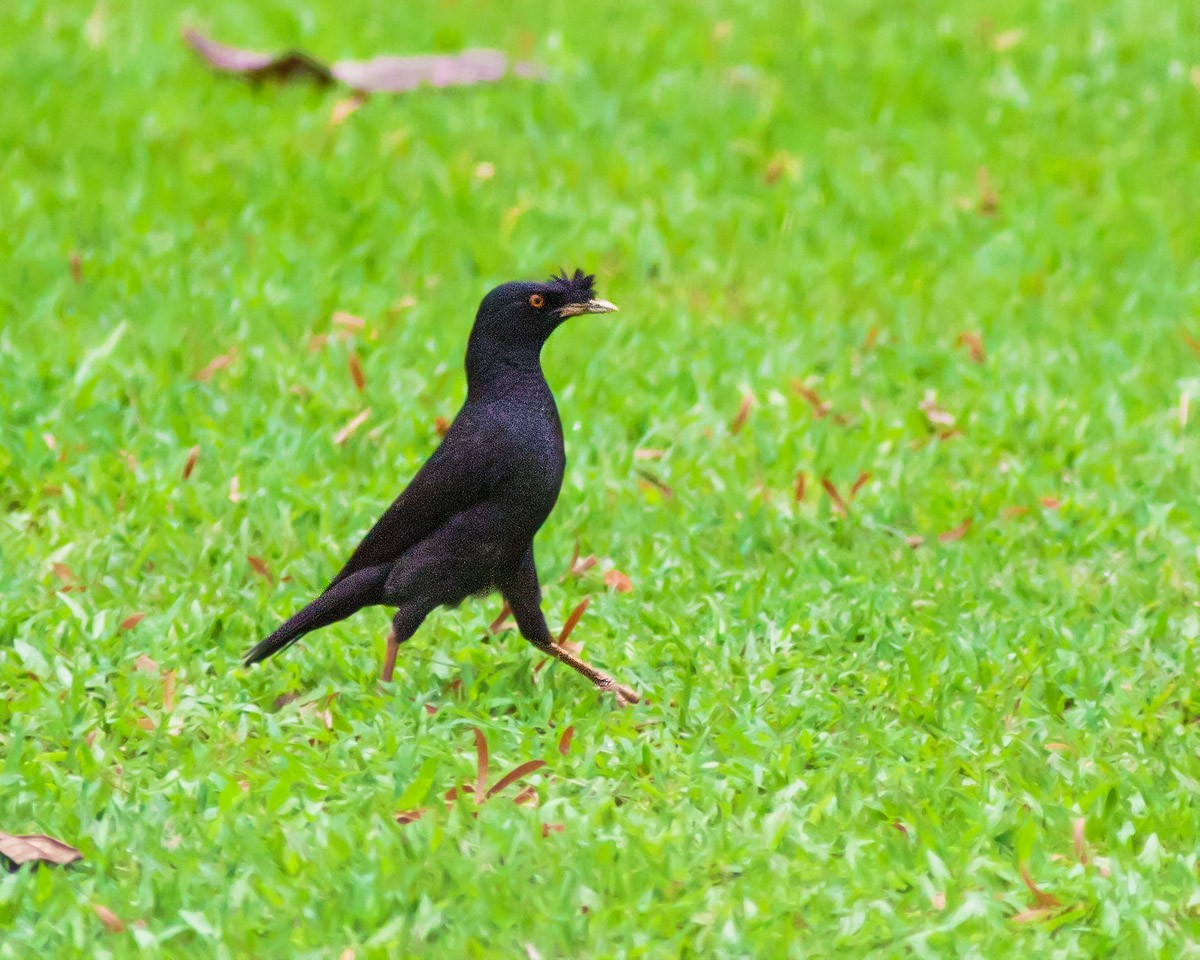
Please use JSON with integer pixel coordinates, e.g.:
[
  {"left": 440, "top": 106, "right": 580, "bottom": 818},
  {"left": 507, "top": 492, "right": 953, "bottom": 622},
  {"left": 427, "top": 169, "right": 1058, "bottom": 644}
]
[{"left": 243, "top": 270, "right": 639, "bottom": 706}]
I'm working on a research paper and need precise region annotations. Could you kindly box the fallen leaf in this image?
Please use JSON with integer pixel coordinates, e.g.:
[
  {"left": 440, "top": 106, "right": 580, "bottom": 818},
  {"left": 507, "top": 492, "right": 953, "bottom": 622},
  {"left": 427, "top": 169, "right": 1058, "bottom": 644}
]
[
  {"left": 820, "top": 477, "right": 847, "bottom": 517},
  {"left": 52, "top": 563, "right": 80, "bottom": 591},
  {"left": 919, "top": 390, "right": 956, "bottom": 427},
  {"left": 486, "top": 760, "right": 546, "bottom": 800},
  {"left": 182, "top": 445, "right": 200, "bottom": 480},
  {"left": 334, "top": 408, "right": 372, "bottom": 445},
  {"left": 1040, "top": 497, "right": 1061, "bottom": 509},
  {"left": 1011, "top": 907, "right": 1057, "bottom": 924},
  {"left": 729, "top": 390, "right": 754, "bottom": 435},
  {"left": 93, "top": 903, "right": 125, "bottom": 933},
  {"left": 332, "top": 311, "right": 366, "bottom": 331},
  {"left": 957, "top": 331, "right": 986, "bottom": 363},
  {"left": 603, "top": 569, "right": 634, "bottom": 593},
  {"left": 163, "top": 671, "right": 176, "bottom": 713},
  {"left": 938, "top": 518, "right": 972, "bottom": 542},
  {"left": 764, "top": 151, "right": 800, "bottom": 185},
  {"left": 977, "top": 166, "right": 998, "bottom": 215},
  {"left": 891, "top": 819, "right": 909, "bottom": 835},
  {"left": 348, "top": 354, "right": 366, "bottom": 391},
  {"left": 0, "top": 833, "right": 84, "bottom": 870},
  {"left": 540, "top": 824, "right": 564, "bottom": 838},
  {"left": 473, "top": 728, "right": 490, "bottom": 803},
  {"left": 434, "top": 416, "right": 450, "bottom": 437},
  {"left": 394, "top": 809, "right": 427, "bottom": 825},
  {"left": 558, "top": 725, "right": 574, "bottom": 755},
  {"left": 228, "top": 475, "right": 243, "bottom": 503},
  {"left": 1073, "top": 817, "right": 1088, "bottom": 866},
  {"left": 794, "top": 471, "right": 807, "bottom": 502},
  {"left": 134, "top": 654, "right": 159, "bottom": 674},
  {"left": 193, "top": 348, "right": 237, "bottom": 382},
  {"left": 1002, "top": 506, "right": 1029, "bottom": 518},
  {"left": 329, "top": 92, "right": 367, "bottom": 126},
  {"left": 184, "top": 29, "right": 540, "bottom": 94},
  {"left": 512, "top": 785, "right": 538, "bottom": 805},
  {"left": 308, "top": 333, "right": 330, "bottom": 352},
  {"left": 1019, "top": 864, "right": 1061, "bottom": 909},
  {"left": 565, "top": 542, "right": 598, "bottom": 579},
  {"left": 792, "top": 381, "right": 832, "bottom": 418},
  {"left": 636, "top": 469, "right": 673, "bottom": 498},
  {"left": 247, "top": 556, "right": 273, "bottom": 582},
  {"left": 993, "top": 28, "right": 1025, "bottom": 51},
  {"left": 849, "top": 472, "right": 871, "bottom": 498},
  {"left": 634, "top": 448, "right": 665, "bottom": 461},
  {"left": 1045, "top": 741, "right": 1070, "bottom": 752},
  {"left": 558, "top": 599, "right": 590, "bottom": 645},
  {"left": 120, "top": 612, "right": 146, "bottom": 631},
  {"left": 489, "top": 601, "right": 513, "bottom": 634},
  {"left": 137, "top": 717, "right": 156, "bottom": 731}
]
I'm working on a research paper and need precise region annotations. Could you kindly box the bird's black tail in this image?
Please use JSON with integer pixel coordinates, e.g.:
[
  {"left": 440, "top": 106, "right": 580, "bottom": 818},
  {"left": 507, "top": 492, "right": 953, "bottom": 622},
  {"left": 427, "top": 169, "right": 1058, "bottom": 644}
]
[{"left": 243, "top": 564, "right": 390, "bottom": 666}]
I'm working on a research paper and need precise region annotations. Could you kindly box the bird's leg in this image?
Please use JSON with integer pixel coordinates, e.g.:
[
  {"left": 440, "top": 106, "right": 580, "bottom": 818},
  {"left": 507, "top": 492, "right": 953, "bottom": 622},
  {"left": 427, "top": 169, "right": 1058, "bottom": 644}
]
[
  {"left": 502, "top": 550, "right": 640, "bottom": 706},
  {"left": 380, "top": 604, "right": 429, "bottom": 683}
]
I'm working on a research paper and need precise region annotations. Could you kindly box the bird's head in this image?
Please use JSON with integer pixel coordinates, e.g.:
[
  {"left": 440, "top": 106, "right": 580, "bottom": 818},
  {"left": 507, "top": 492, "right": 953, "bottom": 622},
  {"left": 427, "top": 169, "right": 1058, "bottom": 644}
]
[{"left": 471, "top": 269, "right": 618, "bottom": 350}]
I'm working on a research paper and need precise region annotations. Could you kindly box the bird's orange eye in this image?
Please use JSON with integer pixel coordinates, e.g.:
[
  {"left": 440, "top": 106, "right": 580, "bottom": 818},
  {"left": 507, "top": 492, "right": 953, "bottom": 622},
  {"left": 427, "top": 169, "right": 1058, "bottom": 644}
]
[{"left": 529, "top": 294, "right": 544, "bottom": 309}]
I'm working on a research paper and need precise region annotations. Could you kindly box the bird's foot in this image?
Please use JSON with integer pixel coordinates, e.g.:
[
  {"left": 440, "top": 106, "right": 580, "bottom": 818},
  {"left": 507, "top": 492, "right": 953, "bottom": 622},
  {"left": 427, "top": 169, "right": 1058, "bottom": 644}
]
[{"left": 604, "top": 681, "right": 641, "bottom": 708}]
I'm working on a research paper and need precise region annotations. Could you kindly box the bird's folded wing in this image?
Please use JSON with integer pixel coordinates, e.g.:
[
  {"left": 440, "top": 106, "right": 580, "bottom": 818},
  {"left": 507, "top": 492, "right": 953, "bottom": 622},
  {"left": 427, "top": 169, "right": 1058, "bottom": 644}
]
[{"left": 325, "top": 427, "right": 494, "bottom": 589}]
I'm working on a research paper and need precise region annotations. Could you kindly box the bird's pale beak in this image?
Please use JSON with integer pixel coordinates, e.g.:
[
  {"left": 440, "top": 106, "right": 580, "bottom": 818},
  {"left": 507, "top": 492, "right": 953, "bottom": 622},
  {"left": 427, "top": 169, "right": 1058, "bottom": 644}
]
[{"left": 556, "top": 298, "right": 618, "bottom": 318}]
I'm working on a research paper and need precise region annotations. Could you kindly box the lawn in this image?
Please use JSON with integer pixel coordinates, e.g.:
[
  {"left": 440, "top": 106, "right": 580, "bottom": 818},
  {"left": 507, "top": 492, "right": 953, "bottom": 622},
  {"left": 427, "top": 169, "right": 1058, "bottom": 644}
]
[{"left": 2, "top": 0, "right": 1199, "bottom": 955}]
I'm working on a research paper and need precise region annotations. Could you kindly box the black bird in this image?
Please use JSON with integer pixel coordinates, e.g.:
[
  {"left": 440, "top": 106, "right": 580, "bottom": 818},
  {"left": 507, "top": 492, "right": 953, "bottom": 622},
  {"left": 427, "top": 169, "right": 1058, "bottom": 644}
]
[{"left": 243, "top": 270, "right": 640, "bottom": 706}]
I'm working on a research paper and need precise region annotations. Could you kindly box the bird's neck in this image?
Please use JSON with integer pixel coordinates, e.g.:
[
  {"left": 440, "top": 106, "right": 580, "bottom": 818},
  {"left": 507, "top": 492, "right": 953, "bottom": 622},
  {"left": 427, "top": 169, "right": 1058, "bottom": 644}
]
[{"left": 464, "top": 336, "right": 548, "bottom": 402}]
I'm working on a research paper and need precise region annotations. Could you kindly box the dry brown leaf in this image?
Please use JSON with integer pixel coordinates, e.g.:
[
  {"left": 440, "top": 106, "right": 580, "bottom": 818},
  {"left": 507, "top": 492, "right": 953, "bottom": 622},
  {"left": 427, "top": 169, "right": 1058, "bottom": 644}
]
[
  {"left": 792, "top": 381, "right": 832, "bottom": 418},
  {"left": 849, "top": 472, "right": 871, "bottom": 499},
  {"left": 308, "top": 333, "right": 330, "bottom": 352},
  {"left": 334, "top": 408, "right": 372, "bottom": 445},
  {"left": 977, "top": 166, "right": 998, "bottom": 215},
  {"left": 163, "top": 671, "right": 177, "bottom": 713},
  {"left": 637, "top": 469, "right": 673, "bottom": 498},
  {"left": 1072, "top": 817, "right": 1088, "bottom": 865},
  {"left": 938, "top": 518, "right": 972, "bottom": 543},
  {"left": 1045, "top": 742, "right": 1070, "bottom": 752},
  {"left": 394, "top": 808, "right": 427, "bottom": 825},
  {"left": 134, "top": 654, "right": 159, "bottom": 674},
  {"left": 993, "top": 28, "right": 1025, "bottom": 51},
  {"left": 906, "top": 534, "right": 925, "bottom": 549},
  {"left": 93, "top": 903, "right": 126, "bottom": 933},
  {"left": 247, "top": 556, "right": 273, "bottom": 582},
  {"left": 919, "top": 390, "right": 956, "bottom": 427},
  {"left": 820, "top": 477, "right": 847, "bottom": 517},
  {"left": 634, "top": 448, "right": 665, "bottom": 461},
  {"left": 0, "top": 832, "right": 84, "bottom": 870},
  {"left": 329, "top": 92, "right": 367, "bottom": 126},
  {"left": 1002, "top": 506, "right": 1029, "bottom": 518},
  {"left": 1011, "top": 907, "right": 1057, "bottom": 924},
  {"left": 182, "top": 445, "right": 200, "bottom": 480},
  {"left": 183, "top": 29, "right": 542, "bottom": 93},
  {"left": 348, "top": 354, "right": 366, "bottom": 391},
  {"left": 794, "top": 471, "right": 807, "bottom": 502},
  {"left": 332, "top": 311, "right": 366, "bottom": 330},
  {"left": 473, "top": 728, "right": 490, "bottom": 803},
  {"left": 512, "top": 785, "right": 538, "bottom": 805},
  {"left": 119, "top": 612, "right": 146, "bottom": 631},
  {"left": 957, "top": 331, "right": 986, "bottom": 363},
  {"left": 603, "top": 569, "right": 634, "bottom": 593},
  {"left": 137, "top": 716, "right": 156, "bottom": 731},
  {"left": 729, "top": 390, "right": 754, "bottom": 435},
  {"left": 558, "top": 599, "right": 590, "bottom": 645},
  {"left": 1183, "top": 330, "right": 1200, "bottom": 360},
  {"left": 1019, "top": 864, "right": 1061, "bottom": 910},
  {"left": 228, "top": 475, "right": 243, "bottom": 503},
  {"left": 565, "top": 542, "right": 598, "bottom": 579},
  {"left": 1040, "top": 497, "right": 1061, "bottom": 510},
  {"left": 193, "top": 348, "right": 237, "bottom": 382},
  {"left": 489, "top": 600, "right": 513, "bottom": 634},
  {"left": 862, "top": 327, "right": 879, "bottom": 351},
  {"left": 486, "top": 760, "right": 546, "bottom": 800},
  {"left": 51, "top": 562, "right": 78, "bottom": 589},
  {"left": 434, "top": 416, "right": 450, "bottom": 437},
  {"left": 273, "top": 691, "right": 301, "bottom": 710},
  {"left": 558, "top": 725, "right": 574, "bottom": 756},
  {"left": 540, "top": 823, "right": 565, "bottom": 839}
]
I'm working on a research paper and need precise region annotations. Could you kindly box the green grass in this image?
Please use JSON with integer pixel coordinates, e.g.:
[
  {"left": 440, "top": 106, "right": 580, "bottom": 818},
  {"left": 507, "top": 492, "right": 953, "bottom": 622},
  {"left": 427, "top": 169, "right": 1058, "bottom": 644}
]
[{"left": 3, "top": 0, "right": 1200, "bottom": 955}]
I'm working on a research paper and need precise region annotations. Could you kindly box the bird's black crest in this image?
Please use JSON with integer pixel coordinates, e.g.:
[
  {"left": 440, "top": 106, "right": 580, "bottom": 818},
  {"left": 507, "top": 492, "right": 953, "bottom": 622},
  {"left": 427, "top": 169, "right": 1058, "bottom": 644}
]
[{"left": 547, "top": 268, "right": 596, "bottom": 302}]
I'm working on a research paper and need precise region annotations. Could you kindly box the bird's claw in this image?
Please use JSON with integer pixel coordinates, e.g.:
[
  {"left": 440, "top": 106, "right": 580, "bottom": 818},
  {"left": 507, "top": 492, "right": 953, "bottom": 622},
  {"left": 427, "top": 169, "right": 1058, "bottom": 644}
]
[{"left": 604, "top": 682, "right": 641, "bottom": 708}]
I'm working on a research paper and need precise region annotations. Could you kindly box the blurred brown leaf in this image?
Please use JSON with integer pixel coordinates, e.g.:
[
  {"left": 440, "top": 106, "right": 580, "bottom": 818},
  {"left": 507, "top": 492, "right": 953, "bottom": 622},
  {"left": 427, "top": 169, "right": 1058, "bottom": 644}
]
[
  {"left": 992, "top": 28, "right": 1024, "bottom": 51},
  {"left": 558, "top": 599, "right": 590, "bottom": 645},
  {"left": 92, "top": 903, "right": 126, "bottom": 933},
  {"left": 334, "top": 408, "right": 372, "bottom": 445},
  {"left": 486, "top": 760, "right": 546, "bottom": 800},
  {"left": 331, "top": 311, "right": 366, "bottom": 331},
  {"left": 849, "top": 472, "right": 871, "bottom": 498},
  {"left": 820, "top": 477, "right": 847, "bottom": 517},
  {"left": 603, "top": 569, "right": 634, "bottom": 593},
  {"left": 394, "top": 808, "right": 427, "bottom": 825},
  {"left": 1019, "top": 864, "right": 1061, "bottom": 910},
  {"left": 729, "top": 390, "right": 754, "bottom": 435},
  {"left": 489, "top": 600, "right": 513, "bottom": 634},
  {"left": 473, "top": 727, "right": 490, "bottom": 802},
  {"left": 792, "top": 380, "right": 832, "bottom": 418},
  {"left": 329, "top": 92, "right": 367, "bottom": 126},
  {"left": 1183, "top": 330, "right": 1200, "bottom": 360},
  {"left": 184, "top": 29, "right": 540, "bottom": 93},
  {"left": 919, "top": 390, "right": 956, "bottom": 427},
  {"left": 51, "top": 562, "right": 81, "bottom": 591},
  {"left": 558, "top": 725, "right": 574, "bottom": 755},
  {"left": 434, "top": 416, "right": 450, "bottom": 437},
  {"left": 247, "top": 556, "right": 273, "bottom": 582},
  {"left": 957, "top": 331, "right": 986, "bottom": 363},
  {"left": 565, "top": 542, "right": 598, "bottom": 579},
  {"left": 0, "top": 832, "right": 83, "bottom": 870},
  {"left": 1040, "top": 497, "right": 1061, "bottom": 510},
  {"left": 193, "top": 348, "right": 237, "bottom": 382},
  {"left": 348, "top": 354, "right": 366, "bottom": 391},
  {"left": 634, "top": 448, "right": 665, "bottom": 461},
  {"left": 163, "top": 670, "right": 177, "bottom": 713},
  {"left": 182, "top": 445, "right": 200, "bottom": 480},
  {"left": 120, "top": 612, "right": 146, "bottom": 631},
  {"left": 1073, "top": 817, "right": 1089, "bottom": 865},
  {"left": 637, "top": 469, "right": 673, "bottom": 498},
  {"left": 938, "top": 518, "right": 972, "bottom": 542},
  {"left": 541, "top": 823, "right": 565, "bottom": 838},
  {"left": 69, "top": 252, "right": 83, "bottom": 284},
  {"left": 134, "top": 654, "right": 160, "bottom": 674},
  {"left": 794, "top": 471, "right": 807, "bottom": 502}
]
